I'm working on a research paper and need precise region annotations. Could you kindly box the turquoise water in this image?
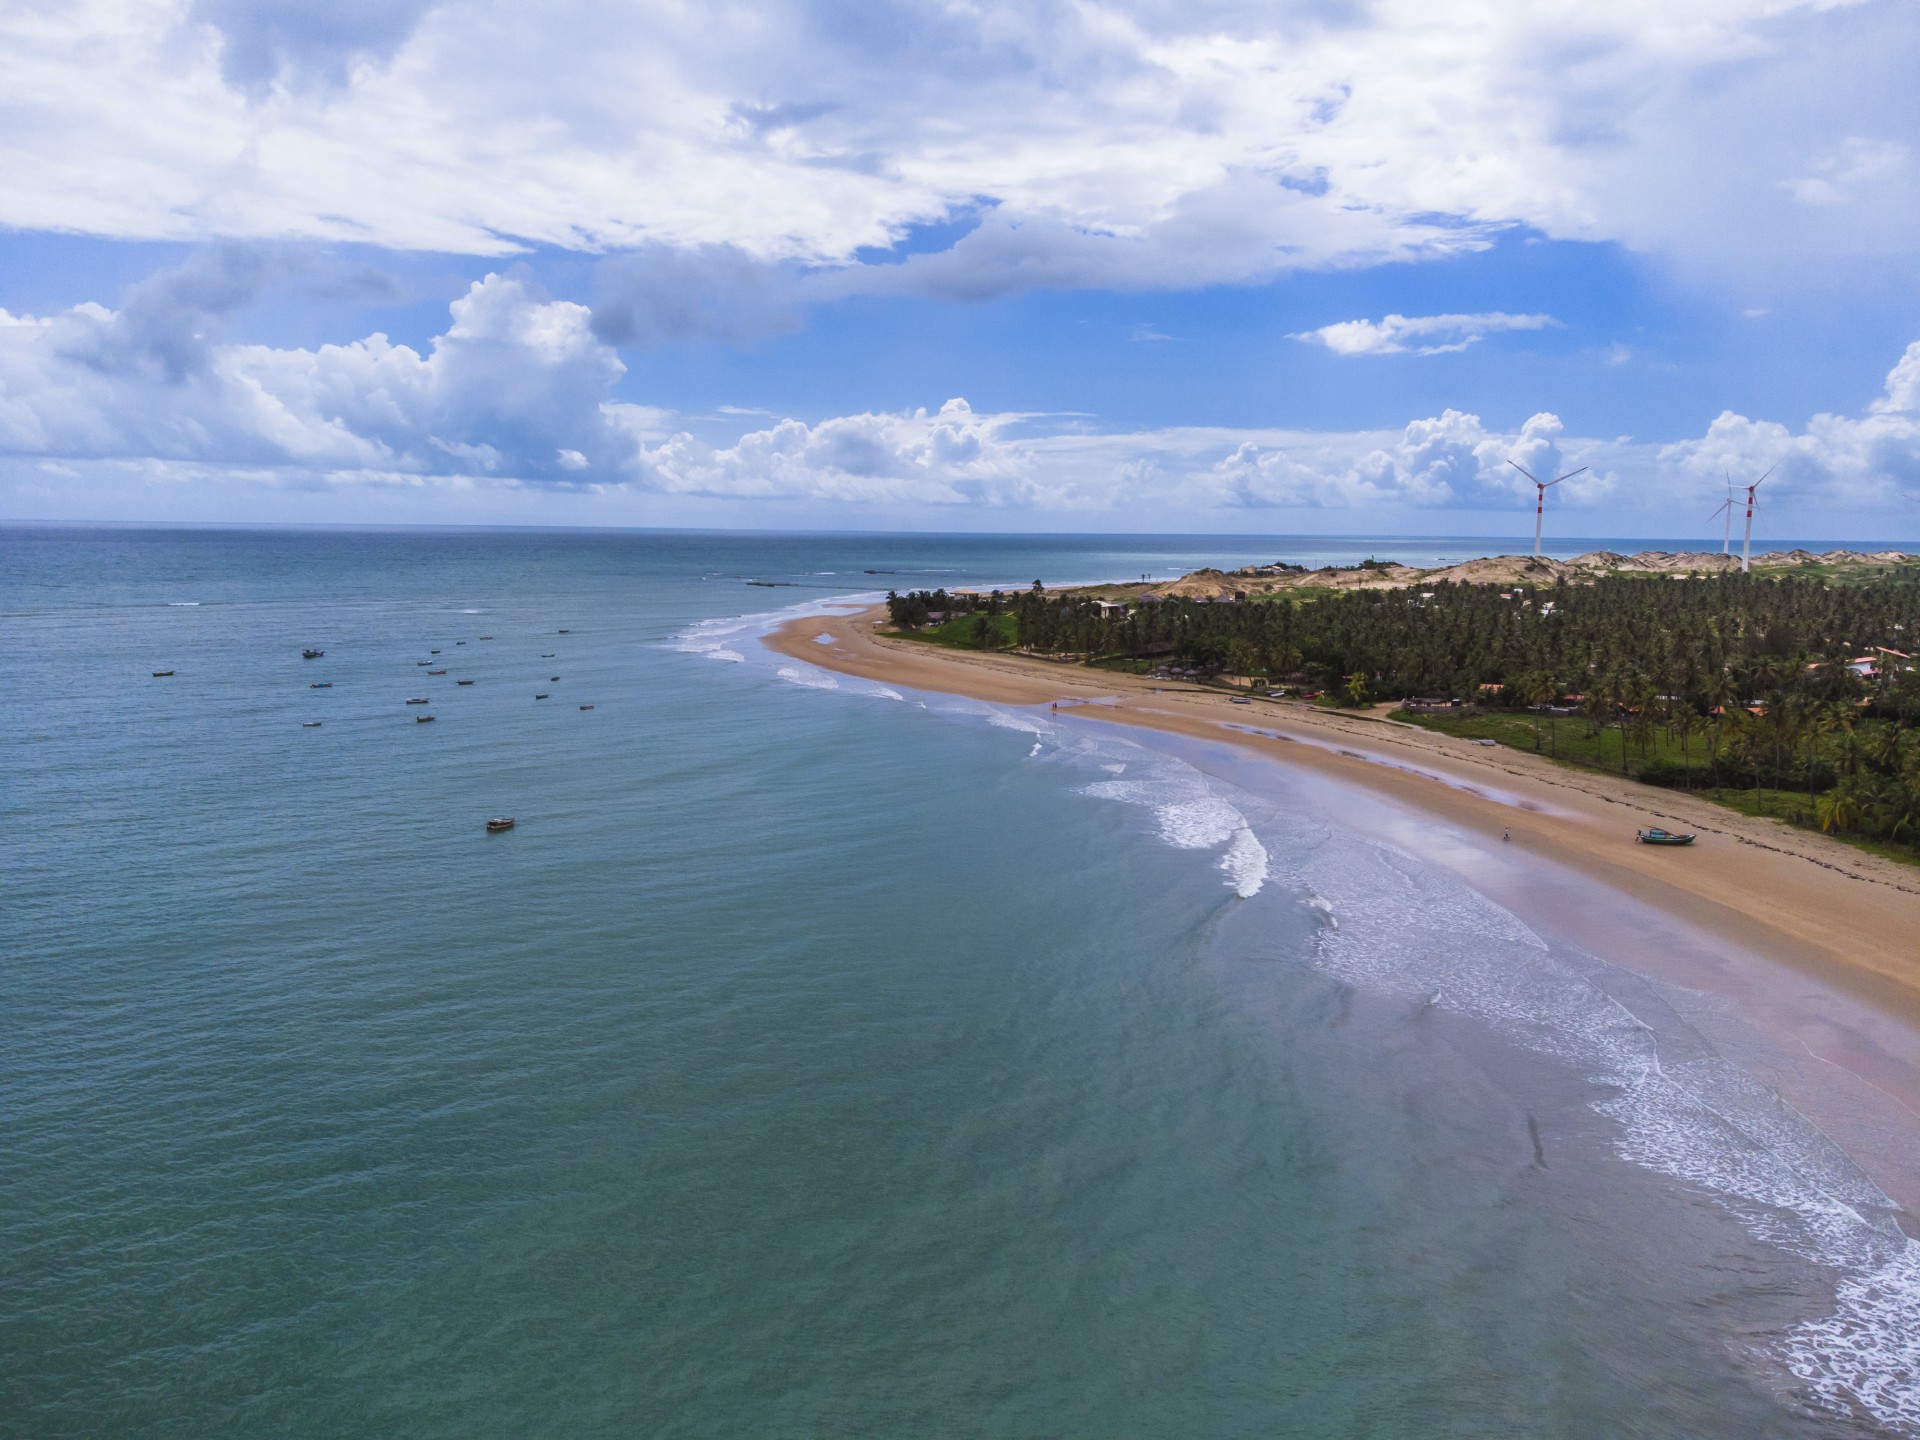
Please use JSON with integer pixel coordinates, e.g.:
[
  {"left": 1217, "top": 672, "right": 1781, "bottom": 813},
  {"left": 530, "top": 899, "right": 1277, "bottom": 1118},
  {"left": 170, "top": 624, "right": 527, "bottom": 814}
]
[{"left": 4, "top": 527, "right": 1910, "bottom": 1436}]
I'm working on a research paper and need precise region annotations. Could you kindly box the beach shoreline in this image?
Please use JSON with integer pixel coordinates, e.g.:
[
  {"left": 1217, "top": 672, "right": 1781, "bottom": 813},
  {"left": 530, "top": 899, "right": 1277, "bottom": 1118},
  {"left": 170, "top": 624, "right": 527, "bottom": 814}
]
[{"left": 769, "top": 605, "right": 1920, "bottom": 1193}]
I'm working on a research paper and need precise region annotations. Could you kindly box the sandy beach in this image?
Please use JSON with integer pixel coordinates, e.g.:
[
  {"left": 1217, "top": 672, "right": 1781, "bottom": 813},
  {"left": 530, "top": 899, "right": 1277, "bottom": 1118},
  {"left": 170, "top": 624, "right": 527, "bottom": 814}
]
[{"left": 772, "top": 605, "right": 1920, "bottom": 1199}]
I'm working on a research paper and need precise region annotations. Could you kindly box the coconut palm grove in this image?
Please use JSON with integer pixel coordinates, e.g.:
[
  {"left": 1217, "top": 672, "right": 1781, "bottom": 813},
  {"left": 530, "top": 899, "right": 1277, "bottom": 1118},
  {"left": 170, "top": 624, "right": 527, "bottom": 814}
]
[{"left": 887, "top": 565, "right": 1920, "bottom": 854}]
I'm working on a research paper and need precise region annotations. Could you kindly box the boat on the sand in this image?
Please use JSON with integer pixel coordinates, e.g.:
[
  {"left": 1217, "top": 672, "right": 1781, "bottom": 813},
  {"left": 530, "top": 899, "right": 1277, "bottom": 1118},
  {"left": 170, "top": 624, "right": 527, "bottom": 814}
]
[{"left": 1636, "top": 828, "right": 1696, "bottom": 846}]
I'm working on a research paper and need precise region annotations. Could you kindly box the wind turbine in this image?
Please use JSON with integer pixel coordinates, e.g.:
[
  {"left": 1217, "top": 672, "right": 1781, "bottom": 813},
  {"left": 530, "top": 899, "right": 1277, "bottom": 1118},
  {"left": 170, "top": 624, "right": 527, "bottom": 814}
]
[
  {"left": 1508, "top": 461, "right": 1588, "bottom": 558},
  {"left": 1710, "top": 475, "right": 1736, "bottom": 557},
  {"left": 1738, "top": 466, "right": 1775, "bottom": 573}
]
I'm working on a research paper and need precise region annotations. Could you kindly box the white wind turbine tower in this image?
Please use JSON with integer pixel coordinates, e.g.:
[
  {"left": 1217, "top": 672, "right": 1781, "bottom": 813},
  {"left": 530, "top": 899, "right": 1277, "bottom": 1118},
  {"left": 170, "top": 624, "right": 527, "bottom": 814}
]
[
  {"left": 1507, "top": 461, "right": 1588, "bottom": 558},
  {"left": 1738, "top": 466, "right": 1775, "bottom": 573},
  {"left": 1709, "top": 475, "right": 1736, "bottom": 558}
]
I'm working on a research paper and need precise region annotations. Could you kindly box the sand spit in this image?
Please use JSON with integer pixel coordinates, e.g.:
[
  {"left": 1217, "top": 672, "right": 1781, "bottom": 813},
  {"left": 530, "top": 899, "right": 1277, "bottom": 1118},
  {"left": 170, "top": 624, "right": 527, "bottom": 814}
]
[{"left": 769, "top": 605, "right": 1920, "bottom": 1028}]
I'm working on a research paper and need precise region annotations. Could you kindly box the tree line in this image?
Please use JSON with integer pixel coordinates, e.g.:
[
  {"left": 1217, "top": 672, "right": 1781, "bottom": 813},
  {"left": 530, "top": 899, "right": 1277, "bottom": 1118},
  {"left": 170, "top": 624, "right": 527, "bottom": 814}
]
[{"left": 888, "top": 574, "right": 1920, "bottom": 845}]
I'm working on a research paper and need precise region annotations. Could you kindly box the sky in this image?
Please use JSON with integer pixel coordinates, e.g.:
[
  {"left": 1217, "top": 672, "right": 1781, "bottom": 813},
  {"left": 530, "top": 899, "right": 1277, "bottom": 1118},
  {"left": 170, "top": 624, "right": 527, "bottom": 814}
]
[{"left": 2, "top": 0, "right": 1919, "bottom": 541}]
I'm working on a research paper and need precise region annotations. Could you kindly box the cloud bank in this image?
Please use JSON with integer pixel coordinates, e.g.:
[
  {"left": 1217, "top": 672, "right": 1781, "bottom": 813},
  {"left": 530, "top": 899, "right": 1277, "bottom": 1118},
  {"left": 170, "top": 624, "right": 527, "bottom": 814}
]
[
  {"left": 5, "top": 272, "right": 1918, "bottom": 525},
  {"left": 3, "top": 0, "right": 1914, "bottom": 301}
]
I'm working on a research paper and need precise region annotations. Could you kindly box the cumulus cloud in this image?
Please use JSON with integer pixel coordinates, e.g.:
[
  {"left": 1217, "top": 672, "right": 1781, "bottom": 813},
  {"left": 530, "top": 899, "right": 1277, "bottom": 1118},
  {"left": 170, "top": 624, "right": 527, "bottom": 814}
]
[
  {"left": 5, "top": 269, "right": 1919, "bottom": 526},
  {"left": 1660, "top": 341, "right": 1920, "bottom": 502},
  {"left": 0, "top": 271, "right": 646, "bottom": 483},
  {"left": 2, "top": 0, "right": 1914, "bottom": 301},
  {"left": 1291, "top": 311, "right": 1560, "bottom": 357}
]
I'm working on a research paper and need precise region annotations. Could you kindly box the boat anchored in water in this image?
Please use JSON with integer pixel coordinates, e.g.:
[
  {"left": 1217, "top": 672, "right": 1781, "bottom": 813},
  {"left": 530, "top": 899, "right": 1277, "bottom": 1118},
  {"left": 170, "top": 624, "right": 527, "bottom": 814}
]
[
  {"left": 302, "top": 648, "right": 324, "bottom": 659},
  {"left": 416, "top": 714, "right": 436, "bottom": 723},
  {"left": 152, "top": 670, "right": 174, "bottom": 677},
  {"left": 406, "top": 696, "right": 430, "bottom": 704},
  {"left": 486, "top": 817, "right": 516, "bottom": 833}
]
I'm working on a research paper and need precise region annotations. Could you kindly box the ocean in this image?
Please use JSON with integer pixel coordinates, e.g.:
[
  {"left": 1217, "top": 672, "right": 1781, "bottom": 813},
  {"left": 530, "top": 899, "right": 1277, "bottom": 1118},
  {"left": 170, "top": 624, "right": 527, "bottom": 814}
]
[{"left": 5, "top": 525, "right": 1915, "bottom": 1437}]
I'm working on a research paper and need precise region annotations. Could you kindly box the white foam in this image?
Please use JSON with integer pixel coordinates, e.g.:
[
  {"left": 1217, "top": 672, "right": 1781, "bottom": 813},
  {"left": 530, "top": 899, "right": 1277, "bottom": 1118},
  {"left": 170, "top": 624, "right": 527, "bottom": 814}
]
[
  {"left": 776, "top": 665, "right": 841, "bottom": 691},
  {"left": 1082, "top": 774, "right": 1268, "bottom": 897},
  {"left": 1287, "top": 832, "right": 1920, "bottom": 1431},
  {"left": 984, "top": 710, "right": 1049, "bottom": 737},
  {"left": 671, "top": 616, "right": 757, "bottom": 664},
  {"left": 166, "top": 601, "right": 199, "bottom": 606},
  {"left": 814, "top": 633, "right": 836, "bottom": 644}
]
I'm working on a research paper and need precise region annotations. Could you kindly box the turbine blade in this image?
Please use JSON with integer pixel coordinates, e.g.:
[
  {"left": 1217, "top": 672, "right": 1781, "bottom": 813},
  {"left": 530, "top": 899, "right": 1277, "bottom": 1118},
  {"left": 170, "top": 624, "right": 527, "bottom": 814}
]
[
  {"left": 1550, "top": 467, "right": 1588, "bottom": 485},
  {"left": 1506, "top": 460, "right": 1541, "bottom": 484}
]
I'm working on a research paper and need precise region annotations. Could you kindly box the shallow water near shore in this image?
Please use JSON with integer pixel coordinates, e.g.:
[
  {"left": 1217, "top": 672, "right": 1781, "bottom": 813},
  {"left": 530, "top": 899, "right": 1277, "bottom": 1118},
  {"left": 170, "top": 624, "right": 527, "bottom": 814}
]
[{"left": 6, "top": 525, "right": 1917, "bottom": 1436}]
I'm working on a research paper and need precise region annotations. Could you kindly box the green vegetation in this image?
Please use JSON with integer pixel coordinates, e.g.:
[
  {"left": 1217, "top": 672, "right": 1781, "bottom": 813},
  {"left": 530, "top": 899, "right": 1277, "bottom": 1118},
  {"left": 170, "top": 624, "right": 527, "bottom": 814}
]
[{"left": 886, "top": 572, "right": 1920, "bottom": 860}]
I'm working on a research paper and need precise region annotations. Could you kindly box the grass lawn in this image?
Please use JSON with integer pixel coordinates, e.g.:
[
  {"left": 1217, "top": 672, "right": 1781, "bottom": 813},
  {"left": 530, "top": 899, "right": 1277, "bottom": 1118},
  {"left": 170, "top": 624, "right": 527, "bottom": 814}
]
[
  {"left": 1399, "top": 709, "right": 1709, "bottom": 776},
  {"left": 888, "top": 613, "right": 1020, "bottom": 650}
]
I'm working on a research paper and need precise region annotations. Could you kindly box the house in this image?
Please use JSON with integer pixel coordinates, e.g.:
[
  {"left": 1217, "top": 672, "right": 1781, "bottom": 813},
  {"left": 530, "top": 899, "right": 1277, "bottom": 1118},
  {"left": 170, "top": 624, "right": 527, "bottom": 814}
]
[{"left": 1092, "top": 600, "right": 1128, "bottom": 617}]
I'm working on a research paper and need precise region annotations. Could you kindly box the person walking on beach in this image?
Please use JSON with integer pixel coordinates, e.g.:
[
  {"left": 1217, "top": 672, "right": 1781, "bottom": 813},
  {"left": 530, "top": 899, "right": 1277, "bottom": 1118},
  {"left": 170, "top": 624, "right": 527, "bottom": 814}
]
[{"left": 1503, "top": 827, "right": 1511, "bottom": 842}]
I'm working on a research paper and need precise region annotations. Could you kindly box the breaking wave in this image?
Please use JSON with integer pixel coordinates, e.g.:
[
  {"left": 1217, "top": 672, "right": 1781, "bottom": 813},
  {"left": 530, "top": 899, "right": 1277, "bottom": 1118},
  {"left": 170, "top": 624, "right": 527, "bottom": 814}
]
[
  {"left": 1287, "top": 830, "right": 1920, "bottom": 1432},
  {"left": 1081, "top": 772, "right": 1269, "bottom": 899}
]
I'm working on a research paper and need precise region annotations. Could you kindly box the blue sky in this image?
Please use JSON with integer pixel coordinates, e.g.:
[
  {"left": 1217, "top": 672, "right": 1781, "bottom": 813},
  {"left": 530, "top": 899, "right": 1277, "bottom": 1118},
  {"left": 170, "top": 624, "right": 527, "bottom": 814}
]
[{"left": 3, "top": 0, "right": 1918, "bottom": 540}]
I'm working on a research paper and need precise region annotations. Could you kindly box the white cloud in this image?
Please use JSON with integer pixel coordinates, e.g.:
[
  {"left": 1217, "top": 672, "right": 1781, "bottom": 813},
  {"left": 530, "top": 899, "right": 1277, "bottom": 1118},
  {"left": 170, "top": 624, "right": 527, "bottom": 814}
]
[
  {"left": 0, "top": 0, "right": 1912, "bottom": 301},
  {"left": 1782, "top": 137, "right": 1907, "bottom": 207},
  {"left": 4, "top": 270, "right": 1919, "bottom": 528},
  {"left": 1291, "top": 311, "right": 1560, "bottom": 357},
  {"left": 1660, "top": 340, "right": 1920, "bottom": 502}
]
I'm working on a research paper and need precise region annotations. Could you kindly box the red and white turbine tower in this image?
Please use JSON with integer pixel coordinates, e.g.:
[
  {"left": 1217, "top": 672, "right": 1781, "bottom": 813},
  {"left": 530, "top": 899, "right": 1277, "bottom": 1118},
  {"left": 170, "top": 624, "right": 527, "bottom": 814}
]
[
  {"left": 1738, "top": 466, "right": 1775, "bottom": 573},
  {"left": 1508, "top": 461, "right": 1588, "bottom": 558}
]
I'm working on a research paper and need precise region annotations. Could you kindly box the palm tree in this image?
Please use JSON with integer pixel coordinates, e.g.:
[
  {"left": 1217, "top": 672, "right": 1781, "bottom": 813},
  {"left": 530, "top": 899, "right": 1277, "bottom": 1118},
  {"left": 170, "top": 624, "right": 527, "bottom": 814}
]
[{"left": 1516, "top": 669, "right": 1556, "bottom": 753}]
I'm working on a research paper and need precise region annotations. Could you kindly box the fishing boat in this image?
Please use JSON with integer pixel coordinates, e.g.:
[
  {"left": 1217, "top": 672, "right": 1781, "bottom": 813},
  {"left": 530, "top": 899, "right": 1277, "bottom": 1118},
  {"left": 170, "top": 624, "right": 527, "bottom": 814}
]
[
  {"left": 302, "top": 648, "right": 324, "bottom": 659},
  {"left": 417, "top": 660, "right": 432, "bottom": 666},
  {"left": 557, "top": 629, "right": 571, "bottom": 634},
  {"left": 302, "top": 721, "right": 322, "bottom": 728},
  {"left": 1636, "top": 828, "right": 1696, "bottom": 846},
  {"left": 310, "top": 682, "right": 331, "bottom": 689},
  {"left": 152, "top": 670, "right": 174, "bottom": 677},
  {"left": 486, "top": 817, "right": 516, "bottom": 833},
  {"left": 457, "top": 679, "right": 475, "bottom": 686},
  {"left": 535, "top": 693, "right": 550, "bottom": 700},
  {"left": 579, "top": 704, "right": 594, "bottom": 711},
  {"left": 406, "top": 696, "right": 430, "bottom": 704},
  {"left": 416, "top": 714, "right": 436, "bottom": 723},
  {"left": 550, "top": 675, "right": 560, "bottom": 681},
  {"left": 480, "top": 635, "right": 493, "bottom": 641},
  {"left": 430, "top": 649, "right": 440, "bottom": 654},
  {"left": 540, "top": 653, "right": 555, "bottom": 658},
  {"left": 427, "top": 669, "right": 446, "bottom": 675}
]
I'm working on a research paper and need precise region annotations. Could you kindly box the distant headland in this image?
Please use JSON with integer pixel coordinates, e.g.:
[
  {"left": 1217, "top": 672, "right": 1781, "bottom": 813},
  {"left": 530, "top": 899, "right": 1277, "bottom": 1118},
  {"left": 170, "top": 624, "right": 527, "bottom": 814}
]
[{"left": 1076, "top": 548, "right": 1917, "bottom": 601}]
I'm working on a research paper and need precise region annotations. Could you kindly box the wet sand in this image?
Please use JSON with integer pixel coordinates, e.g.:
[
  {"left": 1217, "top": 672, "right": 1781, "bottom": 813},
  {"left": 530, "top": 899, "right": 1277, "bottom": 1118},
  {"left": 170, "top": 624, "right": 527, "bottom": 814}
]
[{"left": 770, "top": 606, "right": 1920, "bottom": 1206}]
